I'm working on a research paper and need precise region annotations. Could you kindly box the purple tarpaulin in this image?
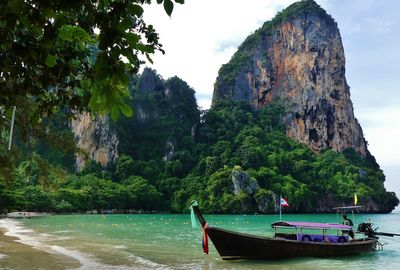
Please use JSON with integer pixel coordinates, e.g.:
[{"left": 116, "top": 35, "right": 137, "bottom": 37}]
[{"left": 271, "top": 221, "right": 352, "bottom": 230}]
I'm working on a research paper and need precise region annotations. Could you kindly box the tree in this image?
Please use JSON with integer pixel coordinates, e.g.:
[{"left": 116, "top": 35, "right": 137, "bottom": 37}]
[
  {"left": 23, "top": 185, "right": 55, "bottom": 211},
  {"left": 123, "top": 175, "right": 162, "bottom": 210},
  {"left": 0, "top": 0, "right": 185, "bottom": 194},
  {"left": 0, "top": 0, "right": 184, "bottom": 121},
  {"left": 114, "top": 154, "right": 136, "bottom": 181}
]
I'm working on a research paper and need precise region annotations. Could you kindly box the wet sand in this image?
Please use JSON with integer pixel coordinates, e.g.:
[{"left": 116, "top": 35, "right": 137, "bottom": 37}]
[{"left": 0, "top": 228, "right": 81, "bottom": 269}]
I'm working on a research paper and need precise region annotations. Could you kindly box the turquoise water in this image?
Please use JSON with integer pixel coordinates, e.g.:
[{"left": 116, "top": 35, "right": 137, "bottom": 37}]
[{"left": 3, "top": 213, "right": 400, "bottom": 269}]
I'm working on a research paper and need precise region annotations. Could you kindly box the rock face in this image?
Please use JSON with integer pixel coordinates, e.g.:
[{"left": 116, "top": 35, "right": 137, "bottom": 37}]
[
  {"left": 213, "top": 0, "right": 367, "bottom": 156},
  {"left": 231, "top": 167, "right": 276, "bottom": 213},
  {"left": 71, "top": 113, "right": 119, "bottom": 171},
  {"left": 231, "top": 168, "right": 259, "bottom": 195},
  {"left": 71, "top": 68, "right": 199, "bottom": 169}
]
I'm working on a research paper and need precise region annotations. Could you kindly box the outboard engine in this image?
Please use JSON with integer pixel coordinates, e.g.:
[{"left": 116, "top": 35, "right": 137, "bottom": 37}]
[
  {"left": 357, "top": 222, "right": 378, "bottom": 238},
  {"left": 358, "top": 222, "right": 400, "bottom": 239}
]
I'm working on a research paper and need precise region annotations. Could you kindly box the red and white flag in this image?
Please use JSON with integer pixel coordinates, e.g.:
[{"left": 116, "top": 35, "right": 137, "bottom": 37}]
[{"left": 280, "top": 197, "right": 289, "bottom": 207}]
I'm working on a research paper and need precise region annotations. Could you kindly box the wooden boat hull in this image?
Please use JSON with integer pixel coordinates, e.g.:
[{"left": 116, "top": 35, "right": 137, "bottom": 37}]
[{"left": 206, "top": 226, "right": 377, "bottom": 260}]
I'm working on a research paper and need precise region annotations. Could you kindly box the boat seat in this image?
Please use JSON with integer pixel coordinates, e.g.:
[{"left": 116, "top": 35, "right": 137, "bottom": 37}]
[
  {"left": 297, "top": 233, "right": 349, "bottom": 243},
  {"left": 274, "top": 233, "right": 297, "bottom": 240}
]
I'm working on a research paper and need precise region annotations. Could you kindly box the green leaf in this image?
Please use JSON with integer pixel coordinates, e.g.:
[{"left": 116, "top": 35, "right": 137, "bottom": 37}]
[
  {"left": 89, "top": 94, "right": 101, "bottom": 112},
  {"left": 125, "top": 33, "right": 140, "bottom": 45},
  {"left": 58, "top": 29, "right": 73, "bottom": 42},
  {"left": 157, "top": 0, "right": 163, "bottom": 4},
  {"left": 130, "top": 4, "right": 144, "bottom": 17},
  {"left": 117, "top": 18, "right": 132, "bottom": 33},
  {"left": 111, "top": 107, "right": 120, "bottom": 121},
  {"left": 119, "top": 103, "right": 133, "bottom": 117},
  {"left": 115, "top": 72, "right": 129, "bottom": 86},
  {"left": 45, "top": 54, "right": 57, "bottom": 67},
  {"left": 135, "top": 43, "right": 153, "bottom": 54},
  {"left": 7, "top": 0, "right": 23, "bottom": 12},
  {"left": 94, "top": 70, "right": 109, "bottom": 82},
  {"left": 76, "top": 88, "right": 84, "bottom": 97},
  {"left": 42, "top": 8, "right": 56, "bottom": 19},
  {"left": 54, "top": 14, "right": 66, "bottom": 29},
  {"left": 175, "top": 0, "right": 184, "bottom": 4},
  {"left": 163, "top": 0, "right": 174, "bottom": 16},
  {"left": 73, "top": 27, "right": 91, "bottom": 41}
]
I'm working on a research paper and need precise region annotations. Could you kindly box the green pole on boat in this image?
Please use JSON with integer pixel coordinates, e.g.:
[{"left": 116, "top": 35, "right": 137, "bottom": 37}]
[{"left": 189, "top": 200, "right": 200, "bottom": 228}]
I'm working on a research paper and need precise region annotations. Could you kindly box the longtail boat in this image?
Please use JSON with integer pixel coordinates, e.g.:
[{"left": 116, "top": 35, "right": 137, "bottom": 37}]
[{"left": 191, "top": 204, "right": 379, "bottom": 260}]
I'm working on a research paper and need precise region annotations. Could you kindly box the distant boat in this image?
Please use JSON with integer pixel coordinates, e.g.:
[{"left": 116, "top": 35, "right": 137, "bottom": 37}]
[{"left": 191, "top": 205, "right": 378, "bottom": 260}]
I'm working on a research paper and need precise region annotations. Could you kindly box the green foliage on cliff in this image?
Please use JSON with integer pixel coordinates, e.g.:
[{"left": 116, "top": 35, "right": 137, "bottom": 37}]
[
  {"left": 271, "top": 0, "right": 331, "bottom": 25},
  {"left": 0, "top": 68, "right": 398, "bottom": 214}
]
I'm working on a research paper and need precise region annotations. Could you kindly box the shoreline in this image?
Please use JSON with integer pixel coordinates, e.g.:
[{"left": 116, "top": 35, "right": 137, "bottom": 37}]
[
  {"left": 0, "top": 217, "right": 167, "bottom": 270},
  {"left": 0, "top": 219, "right": 81, "bottom": 269}
]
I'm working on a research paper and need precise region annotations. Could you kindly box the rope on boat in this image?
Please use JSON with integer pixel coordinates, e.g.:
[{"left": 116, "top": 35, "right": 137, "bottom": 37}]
[{"left": 376, "top": 241, "right": 384, "bottom": 251}]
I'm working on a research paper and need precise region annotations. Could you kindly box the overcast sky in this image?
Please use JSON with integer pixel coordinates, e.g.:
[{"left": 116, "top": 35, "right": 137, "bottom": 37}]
[{"left": 142, "top": 0, "right": 400, "bottom": 206}]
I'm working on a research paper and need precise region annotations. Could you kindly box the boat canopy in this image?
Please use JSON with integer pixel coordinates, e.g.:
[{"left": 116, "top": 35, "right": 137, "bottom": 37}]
[
  {"left": 271, "top": 221, "right": 352, "bottom": 230},
  {"left": 333, "top": 205, "right": 362, "bottom": 211}
]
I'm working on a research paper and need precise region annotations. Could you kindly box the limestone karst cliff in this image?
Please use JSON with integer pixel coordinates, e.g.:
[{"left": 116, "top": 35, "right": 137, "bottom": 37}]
[
  {"left": 213, "top": 0, "right": 367, "bottom": 157},
  {"left": 71, "top": 113, "right": 119, "bottom": 171},
  {"left": 71, "top": 68, "right": 200, "bottom": 169},
  {"left": 65, "top": 1, "right": 398, "bottom": 213}
]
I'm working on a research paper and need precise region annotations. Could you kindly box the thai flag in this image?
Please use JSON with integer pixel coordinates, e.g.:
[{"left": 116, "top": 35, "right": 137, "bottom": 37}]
[{"left": 280, "top": 197, "right": 289, "bottom": 207}]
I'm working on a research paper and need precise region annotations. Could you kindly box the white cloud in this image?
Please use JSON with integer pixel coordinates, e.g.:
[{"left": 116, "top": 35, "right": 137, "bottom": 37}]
[
  {"left": 357, "top": 106, "right": 400, "bottom": 198},
  {"left": 358, "top": 107, "right": 400, "bottom": 167}
]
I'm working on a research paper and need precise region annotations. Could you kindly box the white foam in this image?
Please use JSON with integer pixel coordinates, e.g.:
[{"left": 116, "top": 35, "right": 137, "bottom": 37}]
[
  {"left": 0, "top": 253, "right": 7, "bottom": 260},
  {"left": 113, "top": 245, "right": 128, "bottom": 249},
  {"left": 128, "top": 254, "right": 173, "bottom": 270},
  {"left": 51, "top": 245, "right": 110, "bottom": 270},
  {"left": 0, "top": 219, "right": 99, "bottom": 268},
  {"left": 0, "top": 219, "right": 169, "bottom": 270},
  {"left": 55, "top": 230, "right": 73, "bottom": 234},
  {"left": 0, "top": 218, "right": 45, "bottom": 249},
  {"left": 51, "top": 245, "right": 168, "bottom": 270}
]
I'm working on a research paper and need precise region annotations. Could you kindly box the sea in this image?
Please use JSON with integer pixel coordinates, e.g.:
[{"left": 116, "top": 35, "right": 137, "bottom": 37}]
[{"left": 1, "top": 212, "right": 400, "bottom": 270}]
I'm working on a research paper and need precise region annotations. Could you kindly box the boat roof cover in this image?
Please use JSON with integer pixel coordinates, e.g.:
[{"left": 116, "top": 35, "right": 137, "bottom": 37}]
[
  {"left": 271, "top": 221, "right": 352, "bottom": 230},
  {"left": 333, "top": 205, "right": 362, "bottom": 210}
]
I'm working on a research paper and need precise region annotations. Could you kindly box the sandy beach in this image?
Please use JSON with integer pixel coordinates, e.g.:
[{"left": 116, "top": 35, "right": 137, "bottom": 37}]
[{"left": 0, "top": 224, "right": 80, "bottom": 270}]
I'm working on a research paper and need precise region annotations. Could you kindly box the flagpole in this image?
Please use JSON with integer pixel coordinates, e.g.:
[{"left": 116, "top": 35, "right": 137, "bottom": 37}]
[
  {"left": 279, "top": 195, "right": 282, "bottom": 221},
  {"left": 8, "top": 106, "right": 16, "bottom": 151}
]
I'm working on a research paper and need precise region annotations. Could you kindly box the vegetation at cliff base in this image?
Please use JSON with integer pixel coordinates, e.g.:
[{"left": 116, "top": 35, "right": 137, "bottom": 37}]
[{"left": 1, "top": 70, "right": 397, "bottom": 214}]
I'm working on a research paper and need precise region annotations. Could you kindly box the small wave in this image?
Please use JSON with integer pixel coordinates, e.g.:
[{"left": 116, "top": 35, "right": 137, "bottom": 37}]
[
  {"left": 114, "top": 245, "right": 128, "bottom": 249},
  {"left": 0, "top": 218, "right": 45, "bottom": 249},
  {"left": 0, "top": 219, "right": 74, "bottom": 246},
  {"left": 55, "top": 230, "right": 73, "bottom": 234},
  {"left": 128, "top": 254, "right": 174, "bottom": 270},
  {"left": 0, "top": 219, "right": 166, "bottom": 270},
  {"left": 0, "top": 254, "right": 7, "bottom": 260},
  {"left": 51, "top": 246, "right": 167, "bottom": 270},
  {"left": 51, "top": 245, "right": 108, "bottom": 270},
  {"left": 55, "top": 236, "right": 74, "bottom": 241},
  {"left": 177, "top": 262, "right": 212, "bottom": 270}
]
